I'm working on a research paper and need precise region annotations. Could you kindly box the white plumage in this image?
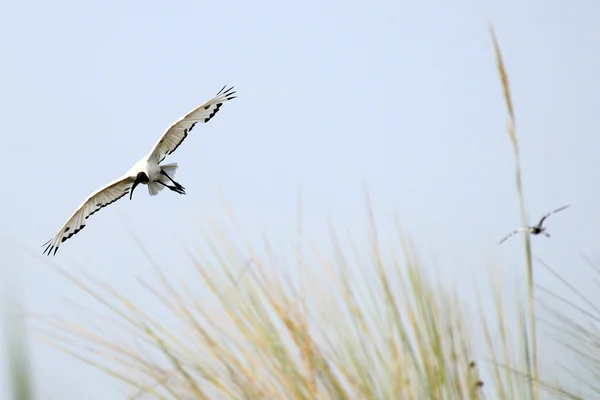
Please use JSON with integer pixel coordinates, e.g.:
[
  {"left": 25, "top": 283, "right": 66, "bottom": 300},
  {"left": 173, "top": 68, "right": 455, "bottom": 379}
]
[{"left": 43, "top": 85, "right": 237, "bottom": 256}]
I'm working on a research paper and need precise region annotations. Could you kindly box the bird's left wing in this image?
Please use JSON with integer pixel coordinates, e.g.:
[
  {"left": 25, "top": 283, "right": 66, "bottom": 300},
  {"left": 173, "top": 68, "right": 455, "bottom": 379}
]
[
  {"left": 42, "top": 176, "right": 135, "bottom": 256},
  {"left": 538, "top": 204, "right": 570, "bottom": 226},
  {"left": 148, "top": 85, "right": 237, "bottom": 164}
]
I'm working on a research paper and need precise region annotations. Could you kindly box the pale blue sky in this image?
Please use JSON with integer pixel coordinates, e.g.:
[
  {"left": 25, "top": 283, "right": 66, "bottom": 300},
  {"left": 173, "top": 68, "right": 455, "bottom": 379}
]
[{"left": 1, "top": 0, "right": 599, "bottom": 398}]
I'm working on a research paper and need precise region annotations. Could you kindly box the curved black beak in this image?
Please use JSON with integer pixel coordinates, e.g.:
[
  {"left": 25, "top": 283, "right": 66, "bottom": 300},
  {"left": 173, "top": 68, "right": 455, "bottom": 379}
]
[
  {"left": 130, "top": 180, "right": 140, "bottom": 200},
  {"left": 130, "top": 172, "right": 149, "bottom": 200}
]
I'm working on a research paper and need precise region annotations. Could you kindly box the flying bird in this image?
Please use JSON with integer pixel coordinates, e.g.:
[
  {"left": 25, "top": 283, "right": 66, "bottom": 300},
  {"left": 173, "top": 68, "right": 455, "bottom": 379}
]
[
  {"left": 42, "top": 85, "right": 237, "bottom": 256},
  {"left": 497, "top": 204, "right": 570, "bottom": 245}
]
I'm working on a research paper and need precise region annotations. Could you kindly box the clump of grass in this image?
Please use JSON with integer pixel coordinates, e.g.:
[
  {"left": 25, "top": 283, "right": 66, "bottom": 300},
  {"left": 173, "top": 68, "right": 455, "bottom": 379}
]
[{"left": 33, "top": 214, "right": 490, "bottom": 399}]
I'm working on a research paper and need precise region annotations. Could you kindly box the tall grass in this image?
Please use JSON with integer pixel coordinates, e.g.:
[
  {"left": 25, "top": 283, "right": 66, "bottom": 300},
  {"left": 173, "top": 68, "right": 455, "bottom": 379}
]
[
  {"left": 15, "top": 25, "right": 591, "bottom": 400},
  {"left": 489, "top": 25, "right": 538, "bottom": 399}
]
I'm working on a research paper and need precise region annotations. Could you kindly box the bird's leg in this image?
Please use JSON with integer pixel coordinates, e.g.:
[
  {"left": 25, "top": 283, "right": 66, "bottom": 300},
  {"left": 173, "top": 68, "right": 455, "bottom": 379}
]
[
  {"left": 544, "top": 232, "right": 551, "bottom": 238},
  {"left": 156, "top": 180, "right": 186, "bottom": 195},
  {"left": 160, "top": 170, "right": 186, "bottom": 191}
]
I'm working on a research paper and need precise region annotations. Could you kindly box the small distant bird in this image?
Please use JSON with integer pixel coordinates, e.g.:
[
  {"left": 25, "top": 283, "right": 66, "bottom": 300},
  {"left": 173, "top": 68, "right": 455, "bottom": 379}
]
[
  {"left": 498, "top": 204, "right": 570, "bottom": 245},
  {"left": 42, "top": 85, "right": 237, "bottom": 256}
]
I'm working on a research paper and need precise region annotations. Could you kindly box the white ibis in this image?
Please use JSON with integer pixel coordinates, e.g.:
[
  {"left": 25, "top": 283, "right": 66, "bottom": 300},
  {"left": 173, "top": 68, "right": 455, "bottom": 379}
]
[
  {"left": 42, "top": 85, "right": 237, "bottom": 256},
  {"left": 498, "top": 204, "right": 570, "bottom": 245}
]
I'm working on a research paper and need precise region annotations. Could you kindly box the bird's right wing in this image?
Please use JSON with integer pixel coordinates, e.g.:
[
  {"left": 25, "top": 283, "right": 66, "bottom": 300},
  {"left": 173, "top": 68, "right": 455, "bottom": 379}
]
[
  {"left": 498, "top": 227, "right": 528, "bottom": 245},
  {"left": 42, "top": 176, "right": 134, "bottom": 256}
]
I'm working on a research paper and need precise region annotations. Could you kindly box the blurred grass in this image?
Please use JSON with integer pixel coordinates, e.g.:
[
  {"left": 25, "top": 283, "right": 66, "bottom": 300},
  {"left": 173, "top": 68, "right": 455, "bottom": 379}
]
[
  {"left": 2, "top": 253, "right": 35, "bottom": 400},
  {"left": 533, "top": 255, "right": 600, "bottom": 400},
  {"left": 5, "top": 23, "right": 596, "bottom": 400},
  {"left": 4, "top": 305, "right": 35, "bottom": 400}
]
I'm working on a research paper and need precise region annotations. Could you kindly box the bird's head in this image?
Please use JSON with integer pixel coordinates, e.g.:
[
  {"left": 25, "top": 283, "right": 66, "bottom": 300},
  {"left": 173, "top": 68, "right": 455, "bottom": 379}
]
[{"left": 130, "top": 172, "right": 149, "bottom": 200}]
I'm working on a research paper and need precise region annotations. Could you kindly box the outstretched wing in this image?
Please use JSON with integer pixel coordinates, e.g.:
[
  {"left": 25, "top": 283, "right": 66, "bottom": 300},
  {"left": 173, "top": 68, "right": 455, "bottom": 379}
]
[
  {"left": 538, "top": 204, "right": 570, "bottom": 227},
  {"left": 148, "top": 85, "right": 237, "bottom": 164},
  {"left": 42, "top": 176, "right": 134, "bottom": 256},
  {"left": 498, "top": 227, "right": 528, "bottom": 245}
]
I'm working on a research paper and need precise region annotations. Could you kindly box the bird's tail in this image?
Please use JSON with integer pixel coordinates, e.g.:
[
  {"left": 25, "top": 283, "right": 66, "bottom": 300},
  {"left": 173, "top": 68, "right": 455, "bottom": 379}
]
[
  {"left": 160, "top": 162, "right": 179, "bottom": 178},
  {"left": 148, "top": 181, "right": 164, "bottom": 196},
  {"left": 148, "top": 163, "right": 179, "bottom": 196}
]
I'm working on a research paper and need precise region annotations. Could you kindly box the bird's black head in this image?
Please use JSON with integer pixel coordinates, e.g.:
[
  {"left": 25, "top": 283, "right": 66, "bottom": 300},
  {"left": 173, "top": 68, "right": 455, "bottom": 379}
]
[{"left": 130, "top": 172, "right": 149, "bottom": 200}]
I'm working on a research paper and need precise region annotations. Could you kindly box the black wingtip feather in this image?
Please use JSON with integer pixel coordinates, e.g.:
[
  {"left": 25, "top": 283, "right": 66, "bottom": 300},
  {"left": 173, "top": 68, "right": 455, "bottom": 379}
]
[
  {"left": 218, "top": 85, "right": 236, "bottom": 100},
  {"left": 216, "top": 84, "right": 227, "bottom": 95},
  {"left": 42, "top": 241, "right": 55, "bottom": 256}
]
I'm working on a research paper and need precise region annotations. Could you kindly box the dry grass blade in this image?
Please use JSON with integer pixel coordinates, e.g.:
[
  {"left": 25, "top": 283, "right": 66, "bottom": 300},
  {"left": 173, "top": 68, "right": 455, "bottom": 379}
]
[{"left": 489, "top": 23, "right": 539, "bottom": 399}]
